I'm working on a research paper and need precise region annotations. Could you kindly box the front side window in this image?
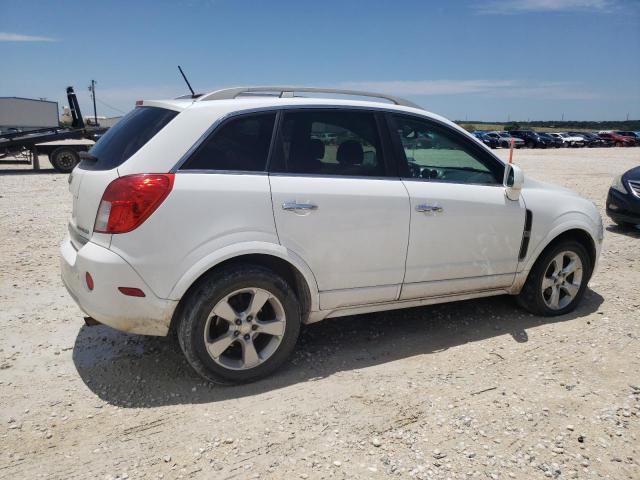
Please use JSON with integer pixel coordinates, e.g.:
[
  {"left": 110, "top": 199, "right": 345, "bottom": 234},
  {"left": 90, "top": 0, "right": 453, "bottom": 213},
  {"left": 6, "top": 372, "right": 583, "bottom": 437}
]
[
  {"left": 181, "top": 113, "right": 276, "bottom": 171},
  {"left": 271, "top": 110, "right": 385, "bottom": 177},
  {"left": 391, "top": 115, "right": 503, "bottom": 185}
]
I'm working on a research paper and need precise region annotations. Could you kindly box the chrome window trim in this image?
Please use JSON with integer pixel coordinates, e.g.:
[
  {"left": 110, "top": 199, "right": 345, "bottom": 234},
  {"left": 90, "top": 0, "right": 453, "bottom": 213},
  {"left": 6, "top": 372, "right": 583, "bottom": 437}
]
[
  {"left": 171, "top": 104, "right": 507, "bottom": 174},
  {"left": 269, "top": 172, "right": 400, "bottom": 181},
  {"left": 400, "top": 177, "right": 504, "bottom": 188},
  {"left": 177, "top": 169, "right": 268, "bottom": 176}
]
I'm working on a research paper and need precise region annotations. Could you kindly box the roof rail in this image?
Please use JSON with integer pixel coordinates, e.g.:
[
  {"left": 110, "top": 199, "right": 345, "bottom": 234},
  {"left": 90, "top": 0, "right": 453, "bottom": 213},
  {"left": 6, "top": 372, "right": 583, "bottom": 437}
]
[{"left": 197, "top": 86, "right": 422, "bottom": 109}]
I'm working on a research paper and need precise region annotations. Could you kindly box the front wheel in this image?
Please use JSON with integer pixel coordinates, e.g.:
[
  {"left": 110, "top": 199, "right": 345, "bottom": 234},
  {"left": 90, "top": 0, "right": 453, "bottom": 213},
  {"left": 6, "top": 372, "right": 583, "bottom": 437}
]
[
  {"left": 177, "top": 265, "right": 301, "bottom": 384},
  {"left": 516, "top": 240, "right": 592, "bottom": 316}
]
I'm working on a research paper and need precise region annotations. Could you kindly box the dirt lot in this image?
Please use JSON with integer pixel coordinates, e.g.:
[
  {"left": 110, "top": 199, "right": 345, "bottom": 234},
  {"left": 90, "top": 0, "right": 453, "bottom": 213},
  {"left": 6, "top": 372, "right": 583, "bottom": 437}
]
[{"left": 1, "top": 148, "right": 639, "bottom": 480}]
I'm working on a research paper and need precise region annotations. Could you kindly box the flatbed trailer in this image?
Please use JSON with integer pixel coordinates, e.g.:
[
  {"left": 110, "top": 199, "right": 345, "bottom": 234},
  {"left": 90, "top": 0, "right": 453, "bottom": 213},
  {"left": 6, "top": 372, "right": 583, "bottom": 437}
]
[{"left": 0, "top": 87, "right": 108, "bottom": 173}]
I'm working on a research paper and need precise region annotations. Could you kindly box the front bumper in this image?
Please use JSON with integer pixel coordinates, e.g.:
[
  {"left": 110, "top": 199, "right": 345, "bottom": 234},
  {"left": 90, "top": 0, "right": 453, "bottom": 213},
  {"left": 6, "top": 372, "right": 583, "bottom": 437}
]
[
  {"left": 606, "top": 188, "right": 640, "bottom": 225},
  {"left": 60, "top": 235, "right": 177, "bottom": 336}
]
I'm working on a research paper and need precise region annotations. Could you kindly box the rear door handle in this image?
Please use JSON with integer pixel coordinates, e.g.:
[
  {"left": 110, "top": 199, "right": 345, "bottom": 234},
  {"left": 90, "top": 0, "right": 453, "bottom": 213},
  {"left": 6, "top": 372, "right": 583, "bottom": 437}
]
[
  {"left": 415, "top": 204, "right": 443, "bottom": 213},
  {"left": 282, "top": 202, "right": 318, "bottom": 212}
]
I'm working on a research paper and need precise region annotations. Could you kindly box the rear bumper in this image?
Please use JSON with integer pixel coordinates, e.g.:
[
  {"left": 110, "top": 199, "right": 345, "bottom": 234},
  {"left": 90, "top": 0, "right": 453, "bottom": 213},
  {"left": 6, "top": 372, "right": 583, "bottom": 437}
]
[{"left": 60, "top": 235, "right": 177, "bottom": 336}]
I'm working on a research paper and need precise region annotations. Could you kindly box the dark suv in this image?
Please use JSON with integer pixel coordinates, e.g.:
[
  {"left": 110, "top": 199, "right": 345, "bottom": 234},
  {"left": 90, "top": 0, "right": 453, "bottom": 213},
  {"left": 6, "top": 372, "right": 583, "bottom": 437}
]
[{"left": 510, "top": 130, "right": 553, "bottom": 149}]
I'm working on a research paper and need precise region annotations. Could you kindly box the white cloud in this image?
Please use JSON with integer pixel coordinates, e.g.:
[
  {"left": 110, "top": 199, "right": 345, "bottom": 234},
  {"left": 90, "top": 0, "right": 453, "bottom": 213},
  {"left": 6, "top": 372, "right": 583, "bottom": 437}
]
[
  {"left": 339, "top": 80, "right": 517, "bottom": 96},
  {"left": 0, "top": 32, "right": 58, "bottom": 42},
  {"left": 338, "top": 79, "right": 599, "bottom": 100},
  {"left": 476, "top": 0, "right": 617, "bottom": 14}
]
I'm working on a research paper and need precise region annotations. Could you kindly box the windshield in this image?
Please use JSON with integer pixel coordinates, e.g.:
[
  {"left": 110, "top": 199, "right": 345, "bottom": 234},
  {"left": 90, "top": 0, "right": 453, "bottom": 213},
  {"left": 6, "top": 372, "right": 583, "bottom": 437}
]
[{"left": 80, "top": 106, "right": 178, "bottom": 171}]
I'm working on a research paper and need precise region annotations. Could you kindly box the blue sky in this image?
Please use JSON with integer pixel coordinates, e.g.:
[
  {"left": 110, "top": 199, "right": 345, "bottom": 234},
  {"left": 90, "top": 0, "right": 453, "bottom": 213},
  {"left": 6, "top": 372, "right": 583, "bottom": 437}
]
[{"left": 2, "top": 0, "right": 639, "bottom": 121}]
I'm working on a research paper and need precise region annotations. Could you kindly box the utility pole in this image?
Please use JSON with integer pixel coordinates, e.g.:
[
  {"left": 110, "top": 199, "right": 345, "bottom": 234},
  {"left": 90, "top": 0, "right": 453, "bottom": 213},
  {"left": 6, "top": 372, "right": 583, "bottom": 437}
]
[{"left": 88, "top": 80, "right": 98, "bottom": 126}]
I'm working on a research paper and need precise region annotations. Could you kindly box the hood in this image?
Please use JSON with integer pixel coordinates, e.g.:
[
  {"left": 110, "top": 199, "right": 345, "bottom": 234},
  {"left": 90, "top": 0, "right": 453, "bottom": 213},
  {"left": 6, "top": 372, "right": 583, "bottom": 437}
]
[
  {"left": 624, "top": 165, "right": 640, "bottom": 180},
  {"left": 523, "top": 176, "right": 580, "bottom": 197}
]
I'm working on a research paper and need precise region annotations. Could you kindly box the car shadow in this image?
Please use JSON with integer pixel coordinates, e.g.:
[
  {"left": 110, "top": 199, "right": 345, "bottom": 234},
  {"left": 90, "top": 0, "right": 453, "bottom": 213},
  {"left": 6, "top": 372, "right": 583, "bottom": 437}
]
[
  {"left": 72, "top": 290, "right": 603, "bottom": 407},
  {"left": 606, "top": 223, "right": 640, "bottom": 238}
]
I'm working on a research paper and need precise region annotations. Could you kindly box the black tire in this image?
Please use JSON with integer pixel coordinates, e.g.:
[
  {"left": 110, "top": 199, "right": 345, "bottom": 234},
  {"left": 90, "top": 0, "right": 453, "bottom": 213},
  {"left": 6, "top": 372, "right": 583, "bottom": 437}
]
[
  {"left": 50, "top": 147, "right": 80, "bottom": 173},
  {"left": 177, "top": 265, "right": 301, "bottom": 384},
  {"left": 614, "top": 220, "right": 635, "bottom": 229},
  {"left": 516, "top": 240, "right": 592, "bottom": 317}
]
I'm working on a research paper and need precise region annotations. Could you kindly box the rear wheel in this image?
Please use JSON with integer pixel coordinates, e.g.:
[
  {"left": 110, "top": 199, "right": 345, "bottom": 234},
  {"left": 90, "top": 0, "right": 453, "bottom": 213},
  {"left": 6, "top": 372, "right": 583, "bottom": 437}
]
[
  {"left": 177, "top": 265, "right": 301, "bottom": 384},
  {"left": 516, "top": 240, "right": 591, "bottom": 316},
  {"left": 49, "top": 147, "right": 79, "bottom": 173}
]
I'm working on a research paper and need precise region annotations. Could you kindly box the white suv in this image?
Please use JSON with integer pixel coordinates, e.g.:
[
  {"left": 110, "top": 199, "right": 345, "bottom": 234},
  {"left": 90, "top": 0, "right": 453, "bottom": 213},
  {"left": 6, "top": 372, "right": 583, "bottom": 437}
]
[{"left": 60, "top": 87, "right": 603, "bottom": 384}]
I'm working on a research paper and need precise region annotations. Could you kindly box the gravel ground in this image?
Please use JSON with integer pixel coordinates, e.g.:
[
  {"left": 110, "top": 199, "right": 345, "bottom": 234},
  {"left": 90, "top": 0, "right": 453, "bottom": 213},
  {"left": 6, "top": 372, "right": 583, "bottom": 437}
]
[{"left": 1, "top": 148, "right": 639, "bottom": 480}]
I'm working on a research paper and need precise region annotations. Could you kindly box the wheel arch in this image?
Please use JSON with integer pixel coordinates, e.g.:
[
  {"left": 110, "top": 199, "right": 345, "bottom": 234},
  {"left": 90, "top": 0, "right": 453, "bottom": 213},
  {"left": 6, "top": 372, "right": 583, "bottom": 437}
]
[
  {"left": 543, "top": 228, "right": 597, "bottom": 268},
  {"left": 168, "top": 249, "right": 318, "bottom": 333},
  {"left": 513, "top": 226, "right": 598, "bottom": 293}
]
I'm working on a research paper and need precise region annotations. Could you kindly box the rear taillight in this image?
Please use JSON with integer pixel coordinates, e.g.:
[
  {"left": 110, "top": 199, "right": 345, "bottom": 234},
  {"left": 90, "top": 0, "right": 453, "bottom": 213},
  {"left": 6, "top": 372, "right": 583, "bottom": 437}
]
[{"left": 94, "top": 174, "right": 174, "bottom": 234}]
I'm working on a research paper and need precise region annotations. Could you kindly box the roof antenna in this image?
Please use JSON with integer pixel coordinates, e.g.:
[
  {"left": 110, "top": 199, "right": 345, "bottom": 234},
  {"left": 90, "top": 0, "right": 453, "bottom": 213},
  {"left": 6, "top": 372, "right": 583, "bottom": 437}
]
[{"left": 178, "top": 65, "right": 196, "bottom": 98}]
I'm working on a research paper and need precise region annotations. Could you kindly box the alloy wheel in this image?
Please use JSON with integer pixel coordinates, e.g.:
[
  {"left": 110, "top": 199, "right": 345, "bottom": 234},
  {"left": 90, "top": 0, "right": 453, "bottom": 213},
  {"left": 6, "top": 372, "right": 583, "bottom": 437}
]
[
  {"left": 204, "top": 288, "right": 286, "bottom": 370},
  {"left": 541, "top": 251, "right": 583, "bottom": 310}
]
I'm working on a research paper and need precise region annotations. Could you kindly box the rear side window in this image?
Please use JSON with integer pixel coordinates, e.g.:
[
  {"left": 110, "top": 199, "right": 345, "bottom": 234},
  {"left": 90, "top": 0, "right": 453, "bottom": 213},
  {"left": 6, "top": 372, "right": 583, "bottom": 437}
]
[
  {"left": 181, "top": 113, "right": 276, "bottom": 172},
  {"left": 81, "top": 106, "right": 178, "bottom": 170},
  {"left": 270, "top": 110, "right": 385, "bottom": 177}
]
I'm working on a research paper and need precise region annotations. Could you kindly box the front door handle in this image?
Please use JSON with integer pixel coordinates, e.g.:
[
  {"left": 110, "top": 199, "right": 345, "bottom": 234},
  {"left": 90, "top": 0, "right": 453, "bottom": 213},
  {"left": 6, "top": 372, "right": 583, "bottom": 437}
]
[
  {"left": 415, "top": 204, "right": 443, "bottom": 213},
  {"left": 282, "top": 202, "right": 318, "bottom": 212}
]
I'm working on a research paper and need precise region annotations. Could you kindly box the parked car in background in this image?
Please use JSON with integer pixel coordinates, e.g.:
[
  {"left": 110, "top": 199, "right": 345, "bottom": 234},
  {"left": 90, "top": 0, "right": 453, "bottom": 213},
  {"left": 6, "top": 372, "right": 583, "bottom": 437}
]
[
  {"left": 547, "top": 132, "right": 585, "bottom": 147},
  {"left": 472, "top": 131, "right": 498, "bottom": 149},
  {"left": 614, "top": 131, "right": 640, "bottom": 146},
  {"left": 59, "top": 86, "right": 603, "bottom": 383},
  {"left": 568, "top": 132, "right": 610, "bottom": 148},
  {"left": 598, "top": 132, "right": 636, "bottom": 147},
  {"left": 485, "top": 131, "right": 524, "bottom": 148},
  {"left": 537, "top": 132, "right": 563, "bottom": 148},
  {"left": 607, "top": 166, "right": 640, "bottom": 228},
  {"left": 510, "top": 130, "right": 554, "bottom": 148}
]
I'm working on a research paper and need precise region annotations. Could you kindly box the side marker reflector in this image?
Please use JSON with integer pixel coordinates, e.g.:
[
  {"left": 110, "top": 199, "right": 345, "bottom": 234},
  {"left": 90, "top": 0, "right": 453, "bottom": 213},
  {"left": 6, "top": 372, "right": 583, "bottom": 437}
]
[{"left": 118, "top": 287, "right": 146, "bottom": 297}]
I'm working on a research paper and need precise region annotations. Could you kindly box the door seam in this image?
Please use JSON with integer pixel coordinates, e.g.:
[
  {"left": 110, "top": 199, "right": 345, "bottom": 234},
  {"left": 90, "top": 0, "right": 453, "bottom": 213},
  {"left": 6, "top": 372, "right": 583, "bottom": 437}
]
[{"left": 398, "top": 179, "right": 413, "bottom": 300}]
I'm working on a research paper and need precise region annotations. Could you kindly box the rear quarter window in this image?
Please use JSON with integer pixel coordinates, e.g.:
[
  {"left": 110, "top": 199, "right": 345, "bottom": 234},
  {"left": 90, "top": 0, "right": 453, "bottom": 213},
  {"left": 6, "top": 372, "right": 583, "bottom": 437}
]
[{"left": 80, "top": 106, "right": 178, "bottom": 171}]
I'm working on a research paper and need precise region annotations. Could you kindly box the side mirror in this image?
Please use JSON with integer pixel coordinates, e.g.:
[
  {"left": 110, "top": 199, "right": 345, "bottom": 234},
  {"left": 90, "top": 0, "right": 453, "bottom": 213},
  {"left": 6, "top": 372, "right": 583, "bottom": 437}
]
[{"left": 503, "top": 164, "right": 524, "bottom": 201}]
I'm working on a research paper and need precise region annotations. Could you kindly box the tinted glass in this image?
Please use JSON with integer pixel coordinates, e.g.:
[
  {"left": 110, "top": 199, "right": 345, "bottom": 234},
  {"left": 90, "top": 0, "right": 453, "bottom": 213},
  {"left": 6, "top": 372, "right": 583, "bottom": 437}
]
[
  {"left": 271, "top": 110, "right": 384, "bottom": 177},
  {"left": 81, "top": 107, "right": 178, "bottom": 170},
  {"left": 392, "top": 115, "right": 502, "bottom": 185},
  {"left": 182, "top": 113, "right": 276, "bottom": 171}
]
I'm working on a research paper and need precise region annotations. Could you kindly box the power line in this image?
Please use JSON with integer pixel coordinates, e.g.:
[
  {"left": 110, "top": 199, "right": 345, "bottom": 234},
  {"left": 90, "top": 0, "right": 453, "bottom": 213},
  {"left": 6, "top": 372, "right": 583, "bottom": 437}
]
[{"left": 95, "top": 97, "right": 127, "bottom": 115}]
